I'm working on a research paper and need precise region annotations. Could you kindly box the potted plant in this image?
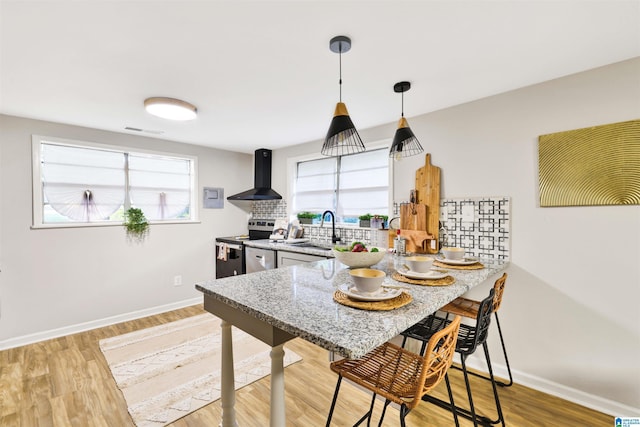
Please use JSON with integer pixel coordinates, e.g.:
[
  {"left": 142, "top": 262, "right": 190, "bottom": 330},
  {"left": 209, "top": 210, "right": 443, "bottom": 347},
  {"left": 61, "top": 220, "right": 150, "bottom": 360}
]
[
  {"left": 124, "top": 207, "right": 149, "bottom": 241},
  {"left": 371, "top": 214, "right": 389, "bottom": 229},
  {"left": 358, "top": 213, "right": 372, "bottom": 228},
  {"left": 297, "top": 211, "right": 317, "bottom": 224}
]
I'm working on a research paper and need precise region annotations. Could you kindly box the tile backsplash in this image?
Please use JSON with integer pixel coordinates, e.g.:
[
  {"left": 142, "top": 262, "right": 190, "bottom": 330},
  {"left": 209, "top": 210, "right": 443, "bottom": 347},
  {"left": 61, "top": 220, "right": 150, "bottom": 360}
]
[
  {"left": 300, "top": 225, "right": 377, "bottom": 247},
  {"left": 251, "top": 196, "right": 511, "bottom": 260},
  {"left": 440, "top": 197, "right": 511, "bottom": 260},
  {"left": 251, "top": 200, "right": 287, "bottom": 219}
]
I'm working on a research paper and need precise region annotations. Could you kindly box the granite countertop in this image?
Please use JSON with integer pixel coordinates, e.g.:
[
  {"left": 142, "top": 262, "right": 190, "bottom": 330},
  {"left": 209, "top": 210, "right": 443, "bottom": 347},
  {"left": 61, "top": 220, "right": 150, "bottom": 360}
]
[
  {"left": 196, "top": 254, "right": 509, "bottom": 359},
  {"left": 244, "top": 239, "right": 334, "bottom": 258}
]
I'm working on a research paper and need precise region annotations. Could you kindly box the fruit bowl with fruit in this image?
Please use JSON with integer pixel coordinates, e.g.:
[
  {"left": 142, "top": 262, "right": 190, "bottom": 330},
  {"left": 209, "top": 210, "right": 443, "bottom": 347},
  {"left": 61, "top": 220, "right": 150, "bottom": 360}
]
[{"left": 332, "top": 242, "right": 386, "bottom": 268}]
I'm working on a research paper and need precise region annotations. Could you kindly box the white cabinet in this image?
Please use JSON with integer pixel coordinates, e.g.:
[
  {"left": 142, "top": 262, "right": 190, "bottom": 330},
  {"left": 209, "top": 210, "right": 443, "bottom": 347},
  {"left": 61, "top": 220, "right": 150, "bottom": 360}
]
[{"left": 277, "top": 251, "right": 328, "bottom": 268}]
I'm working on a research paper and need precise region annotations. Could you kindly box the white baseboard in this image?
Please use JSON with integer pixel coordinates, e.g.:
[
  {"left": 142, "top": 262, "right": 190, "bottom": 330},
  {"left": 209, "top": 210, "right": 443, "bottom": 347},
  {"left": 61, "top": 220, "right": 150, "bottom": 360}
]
[
  {"left": 463, "top": 356, "right": 639, "bottom": 417},
  {"left": 0, "top": 297, "right": 202, "bottom": 351}
]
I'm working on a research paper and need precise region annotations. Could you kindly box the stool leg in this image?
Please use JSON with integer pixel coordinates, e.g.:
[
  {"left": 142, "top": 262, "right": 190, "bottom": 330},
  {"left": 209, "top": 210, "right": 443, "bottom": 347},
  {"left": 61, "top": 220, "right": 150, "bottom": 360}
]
[
  {"left": 353, "top": 392, "right": 377, "bottom": 427},
  {"left": 326, "top": 375, "right": 342, "bottom": 427},
  {"left": 444, "top": 373, "right": 460, "bottom": 427},
  {"left": 483, "top": 342, "right": 506, "bottom": 426},
  {"left": 457, "top": 344, "right": 506, "bottom": 426},
  {"left": 365, "top": 392, "right": 376, "bottom": 427},
  {"left": 399, "top": 404, "right": 409, "bottom": 427},
  {"left": 460, "top": 355, "right": 480, "bottom": 427},
  {"left": 401, "top": 335, "right": 428, "bottom": 356},
  {"left": 401, "top": 335, "right": 408, "bottom": 348},
  {"left": 378, "top": 400, "right": 391, "bottom": 427},
  {"left": 494, "top": 313, "right": 513, "bottom": 387}
]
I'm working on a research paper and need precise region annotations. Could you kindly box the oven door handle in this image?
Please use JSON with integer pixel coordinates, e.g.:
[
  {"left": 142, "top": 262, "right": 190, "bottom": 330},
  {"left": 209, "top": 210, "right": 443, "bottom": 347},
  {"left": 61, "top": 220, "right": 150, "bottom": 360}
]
[{"left": 217, "top": 242, "right": 243, "bottom": 251}]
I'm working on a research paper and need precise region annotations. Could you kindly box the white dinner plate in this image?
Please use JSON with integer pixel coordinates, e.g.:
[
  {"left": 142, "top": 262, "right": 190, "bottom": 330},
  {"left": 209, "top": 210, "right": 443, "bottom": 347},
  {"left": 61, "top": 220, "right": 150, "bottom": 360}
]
[
  {"left": 437, "top": 256, "right": 479, "bottom": 265},
  {"left": 397, "top": 269, "right": 449, "bottom": 280},
  {"left": 341, "top": 285, "right": 403, "bottom": 302}
]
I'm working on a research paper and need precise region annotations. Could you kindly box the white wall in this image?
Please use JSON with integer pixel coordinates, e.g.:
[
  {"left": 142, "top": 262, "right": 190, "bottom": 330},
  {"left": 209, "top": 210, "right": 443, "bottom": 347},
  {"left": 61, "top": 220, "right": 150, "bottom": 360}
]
[
  {"left": 0, "top": 115, "right": 253, "bottom": 345},
  {"left": 273, "top": 58, "right": 640, "bottom": 414}
]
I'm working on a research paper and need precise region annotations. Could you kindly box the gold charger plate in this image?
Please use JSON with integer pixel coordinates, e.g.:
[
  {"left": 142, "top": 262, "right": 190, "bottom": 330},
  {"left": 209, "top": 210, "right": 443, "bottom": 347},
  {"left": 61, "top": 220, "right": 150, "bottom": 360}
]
[
  {"left": 333, "top": 290, "right": 412, "bottom": 311},
  {"left": 433, "top": 260, "right": 484, "bottom": 270},
  {"left": 392, "top": 272, "right": 455, "bottom": 286}
]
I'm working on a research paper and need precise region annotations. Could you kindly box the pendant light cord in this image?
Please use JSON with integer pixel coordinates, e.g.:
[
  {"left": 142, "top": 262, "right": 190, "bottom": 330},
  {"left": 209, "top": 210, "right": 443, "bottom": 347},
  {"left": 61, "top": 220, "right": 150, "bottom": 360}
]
[
  {"left": 338, "top": 43, "right": 343, "bottom": 102},
  {"left": 401, "top": 90, "right": 404, "bottom": 117}
]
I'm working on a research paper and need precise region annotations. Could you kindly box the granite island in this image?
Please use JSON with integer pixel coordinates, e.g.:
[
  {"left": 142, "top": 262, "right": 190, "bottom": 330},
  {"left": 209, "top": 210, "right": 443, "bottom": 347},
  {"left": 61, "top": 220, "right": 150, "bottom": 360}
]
[{"left": 195, "top": 253, "right": 509, "bottom": 427}]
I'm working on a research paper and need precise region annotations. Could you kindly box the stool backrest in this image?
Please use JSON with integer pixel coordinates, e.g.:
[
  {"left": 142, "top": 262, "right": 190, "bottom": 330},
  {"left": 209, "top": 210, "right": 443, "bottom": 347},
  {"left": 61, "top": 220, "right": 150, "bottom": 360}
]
[
  {"left": 416, "top": 315, "right": 461, "bottom": 407},
  {"left": 492, "top": 273, "right": 508, "bottom": 313},
  {"left": 457, "top": 288, "right": 495, "bottom": 355}
]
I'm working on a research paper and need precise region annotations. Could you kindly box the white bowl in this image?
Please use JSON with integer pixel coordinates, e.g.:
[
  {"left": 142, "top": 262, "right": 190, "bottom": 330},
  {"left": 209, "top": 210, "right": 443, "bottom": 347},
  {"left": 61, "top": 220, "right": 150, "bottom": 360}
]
[
  {"left": 332, "top": 248, "right": 386, "bottom": 268},
  {"left": 442, "top": 247, "right": 465, "bottom": 260},
  {"left": 349, "top": 268, "right": 386, "bottom": 293},
  {"left": 405, "top": 256, "right": 434, "bottom": 273}
]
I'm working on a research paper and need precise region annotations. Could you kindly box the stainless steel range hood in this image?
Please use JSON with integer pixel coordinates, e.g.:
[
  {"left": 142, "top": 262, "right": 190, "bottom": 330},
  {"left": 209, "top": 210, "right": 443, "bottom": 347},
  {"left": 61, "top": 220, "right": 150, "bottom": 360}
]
[{"left": 227, "top": 149, "right": 282, "bottom": 200}]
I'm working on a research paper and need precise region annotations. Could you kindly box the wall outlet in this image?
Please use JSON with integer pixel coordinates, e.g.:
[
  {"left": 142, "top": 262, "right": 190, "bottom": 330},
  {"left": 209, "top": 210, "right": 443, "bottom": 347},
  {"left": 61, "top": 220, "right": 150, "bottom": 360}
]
[{"left": 173, "top": 275, "right": 183, "bottom": 287}]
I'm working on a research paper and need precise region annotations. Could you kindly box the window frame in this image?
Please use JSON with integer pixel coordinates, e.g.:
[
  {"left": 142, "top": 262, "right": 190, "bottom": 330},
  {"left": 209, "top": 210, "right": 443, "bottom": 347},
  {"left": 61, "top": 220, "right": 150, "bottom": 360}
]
[
  {"left": 31, "top": 135, "right": 199, "bottom": 229},
  {"left": 287, "top": 139, "right": 394, "bottom": 226}
]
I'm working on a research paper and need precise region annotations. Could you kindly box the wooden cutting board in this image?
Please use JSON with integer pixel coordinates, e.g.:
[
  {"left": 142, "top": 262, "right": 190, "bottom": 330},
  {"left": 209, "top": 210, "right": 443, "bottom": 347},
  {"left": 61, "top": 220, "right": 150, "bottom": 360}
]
[
  {"left": 400, "top": 203, "right": 427, "bottom": 231},
  {"left": 399, "top": 229, "right": 434, "bottom": 254},
  {"left": 415, "top": 153, "right": 441, "bottom": 253}
]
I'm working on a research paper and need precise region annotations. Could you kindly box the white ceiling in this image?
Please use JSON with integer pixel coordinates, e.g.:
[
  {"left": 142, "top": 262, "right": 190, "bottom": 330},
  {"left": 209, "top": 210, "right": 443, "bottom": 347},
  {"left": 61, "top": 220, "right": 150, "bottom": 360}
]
[{"left": 1, "top": 1, "right": 639, "bottom": 154}]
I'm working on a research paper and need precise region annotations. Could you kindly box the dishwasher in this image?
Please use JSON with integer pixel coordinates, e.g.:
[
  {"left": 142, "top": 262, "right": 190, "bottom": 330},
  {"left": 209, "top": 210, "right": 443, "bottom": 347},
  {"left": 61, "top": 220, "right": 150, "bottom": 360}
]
[
  {"left": 215, "top": 240, "right": 245, "bottom": 278},
  {"left": 245, "top": 246, "right": 276, "bottom": 273}
]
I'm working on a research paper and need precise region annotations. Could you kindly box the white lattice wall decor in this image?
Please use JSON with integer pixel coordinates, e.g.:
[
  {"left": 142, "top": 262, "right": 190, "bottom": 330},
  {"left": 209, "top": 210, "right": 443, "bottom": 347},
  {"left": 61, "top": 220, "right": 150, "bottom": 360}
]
[{"left": 440, "top": 197, "right": 511, "bottom": 260}]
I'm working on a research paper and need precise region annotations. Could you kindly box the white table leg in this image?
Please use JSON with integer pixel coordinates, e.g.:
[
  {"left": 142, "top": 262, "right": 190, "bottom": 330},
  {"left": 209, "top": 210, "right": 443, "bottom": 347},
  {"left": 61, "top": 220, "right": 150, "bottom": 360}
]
[
  {"left": 220, "top": 320, "right": 238, "bottom": 427},
  {"left": 270, "top": 344, "right": 286, "bottom": 427}
]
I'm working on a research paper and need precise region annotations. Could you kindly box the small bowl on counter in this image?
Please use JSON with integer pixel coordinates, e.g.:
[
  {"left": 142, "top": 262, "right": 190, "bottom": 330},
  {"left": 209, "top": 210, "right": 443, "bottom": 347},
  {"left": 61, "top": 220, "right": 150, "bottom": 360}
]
[
  {"left": 404, "top": 256, "right": 434, "bottom": 273},
  {"left": 441, "top": 247, "right": 465, "bottom": 260},
  {"left": 349, "top": 268, "right": 386, "bottom": 293}
]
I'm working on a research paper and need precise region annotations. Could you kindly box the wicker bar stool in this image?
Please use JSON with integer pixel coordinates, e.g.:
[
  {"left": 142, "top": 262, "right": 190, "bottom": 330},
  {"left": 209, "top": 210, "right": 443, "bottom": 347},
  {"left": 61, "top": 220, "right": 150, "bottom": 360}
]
[
  {"left": 326, "top": 315, "right": 462, "bottom": 427},
  {"left": 441, "top": 273, "right": 512, "bottom": 387},
  {"left": 401, "top": 288, "right": 505, "bottom": 426}
]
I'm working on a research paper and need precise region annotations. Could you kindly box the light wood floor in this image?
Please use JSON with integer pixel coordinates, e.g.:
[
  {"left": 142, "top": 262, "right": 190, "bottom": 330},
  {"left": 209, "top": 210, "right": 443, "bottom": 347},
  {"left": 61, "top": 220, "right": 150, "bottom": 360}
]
[{"left": 1, "top": 304, "right": 612, "bottom": 426}]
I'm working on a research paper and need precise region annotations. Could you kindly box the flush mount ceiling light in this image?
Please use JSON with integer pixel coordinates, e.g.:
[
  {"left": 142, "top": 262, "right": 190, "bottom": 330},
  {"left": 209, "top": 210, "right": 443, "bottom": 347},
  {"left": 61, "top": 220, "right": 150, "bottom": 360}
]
[
  {"left": 389, "top": 81, "right": 424, "bottom": 160},
  {"left": 321, "top": 35, "right": 365, "bottom": 157},
  {"left": 144, "top": 97, "right": 198, "bottom": 121}
]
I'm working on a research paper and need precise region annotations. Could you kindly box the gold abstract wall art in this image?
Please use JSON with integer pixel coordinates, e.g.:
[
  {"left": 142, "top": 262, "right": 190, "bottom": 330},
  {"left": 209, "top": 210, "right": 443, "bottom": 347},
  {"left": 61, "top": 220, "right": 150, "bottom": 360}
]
[{"left": 538, "top": 119, "right": 640, "bottom": 207}]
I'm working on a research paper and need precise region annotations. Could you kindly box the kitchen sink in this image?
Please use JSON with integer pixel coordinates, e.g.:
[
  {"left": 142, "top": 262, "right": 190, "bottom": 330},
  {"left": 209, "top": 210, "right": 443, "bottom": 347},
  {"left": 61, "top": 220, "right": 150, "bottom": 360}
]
[{"left": 288, "top": 241, "right": 334, "bottom": 250}]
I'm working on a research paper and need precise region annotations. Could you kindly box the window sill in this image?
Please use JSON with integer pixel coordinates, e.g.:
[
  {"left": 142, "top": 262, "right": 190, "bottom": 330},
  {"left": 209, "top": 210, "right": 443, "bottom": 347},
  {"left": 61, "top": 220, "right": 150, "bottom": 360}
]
[{"left": 31, "top": 220, "right": 201, "bottom": 230}]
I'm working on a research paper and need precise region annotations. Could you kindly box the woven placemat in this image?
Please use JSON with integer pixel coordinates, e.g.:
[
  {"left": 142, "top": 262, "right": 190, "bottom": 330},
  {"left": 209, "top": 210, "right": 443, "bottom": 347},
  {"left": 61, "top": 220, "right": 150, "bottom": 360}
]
[
  {"left": 333, "top": 290, "right": 412, "bottom": 311},
  {"left": 392, "top": 272, "right": 455, "bottom": 286},
  {"left": 433, "top": 260, "right": 484, "bottom": 270}
]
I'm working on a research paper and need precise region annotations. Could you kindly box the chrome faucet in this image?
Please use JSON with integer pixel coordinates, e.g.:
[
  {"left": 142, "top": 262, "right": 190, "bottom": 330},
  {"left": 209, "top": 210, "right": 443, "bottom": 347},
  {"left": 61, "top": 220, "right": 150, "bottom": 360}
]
[{"left": 321, "top": 210, "right": 341, "bottom": 244}]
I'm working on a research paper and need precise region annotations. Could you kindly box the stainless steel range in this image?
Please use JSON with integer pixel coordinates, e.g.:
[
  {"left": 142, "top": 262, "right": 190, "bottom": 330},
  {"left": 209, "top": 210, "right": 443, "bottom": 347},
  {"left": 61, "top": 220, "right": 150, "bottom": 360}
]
[{"left": 215, "top": 219, "right": 275, "bottom": 278}]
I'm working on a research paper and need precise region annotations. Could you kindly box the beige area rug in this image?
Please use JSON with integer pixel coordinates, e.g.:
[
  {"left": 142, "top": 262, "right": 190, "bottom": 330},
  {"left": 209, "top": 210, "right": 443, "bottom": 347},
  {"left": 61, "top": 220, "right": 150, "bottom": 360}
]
[{"left": 99, "top": 313, "right": 302, "bottom": 427}]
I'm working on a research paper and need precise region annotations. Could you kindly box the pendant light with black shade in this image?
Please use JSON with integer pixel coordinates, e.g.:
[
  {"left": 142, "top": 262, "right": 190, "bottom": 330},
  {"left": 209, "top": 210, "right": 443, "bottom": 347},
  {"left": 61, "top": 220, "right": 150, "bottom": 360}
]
[
  {"left": 322, "top": 36, "right": 365, "bottom": 157},
  {"left": 389, "top": 81, "right": 423, "bottom": 160}
]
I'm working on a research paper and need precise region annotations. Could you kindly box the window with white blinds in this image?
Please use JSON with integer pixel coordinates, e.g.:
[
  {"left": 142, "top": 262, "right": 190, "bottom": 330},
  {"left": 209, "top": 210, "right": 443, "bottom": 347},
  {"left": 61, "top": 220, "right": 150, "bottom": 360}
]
[
  {"left": 40, "top": 143, "right": 126, "bottom": 222},
  {"left": 128, "top": 154, "right": 192, "bottom": 221},
  {"left": 293, "top": 148, "right": 389, "bottom": 224},
  {"left": 32, "top": 136, "right": 197, "bottom": 227}
]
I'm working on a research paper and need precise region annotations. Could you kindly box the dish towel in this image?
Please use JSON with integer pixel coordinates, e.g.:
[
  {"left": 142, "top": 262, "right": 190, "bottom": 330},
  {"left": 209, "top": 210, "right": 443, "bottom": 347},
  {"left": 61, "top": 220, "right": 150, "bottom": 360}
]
[{"left": 217, "top": 243, "right": 228, "bottom": 261}]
